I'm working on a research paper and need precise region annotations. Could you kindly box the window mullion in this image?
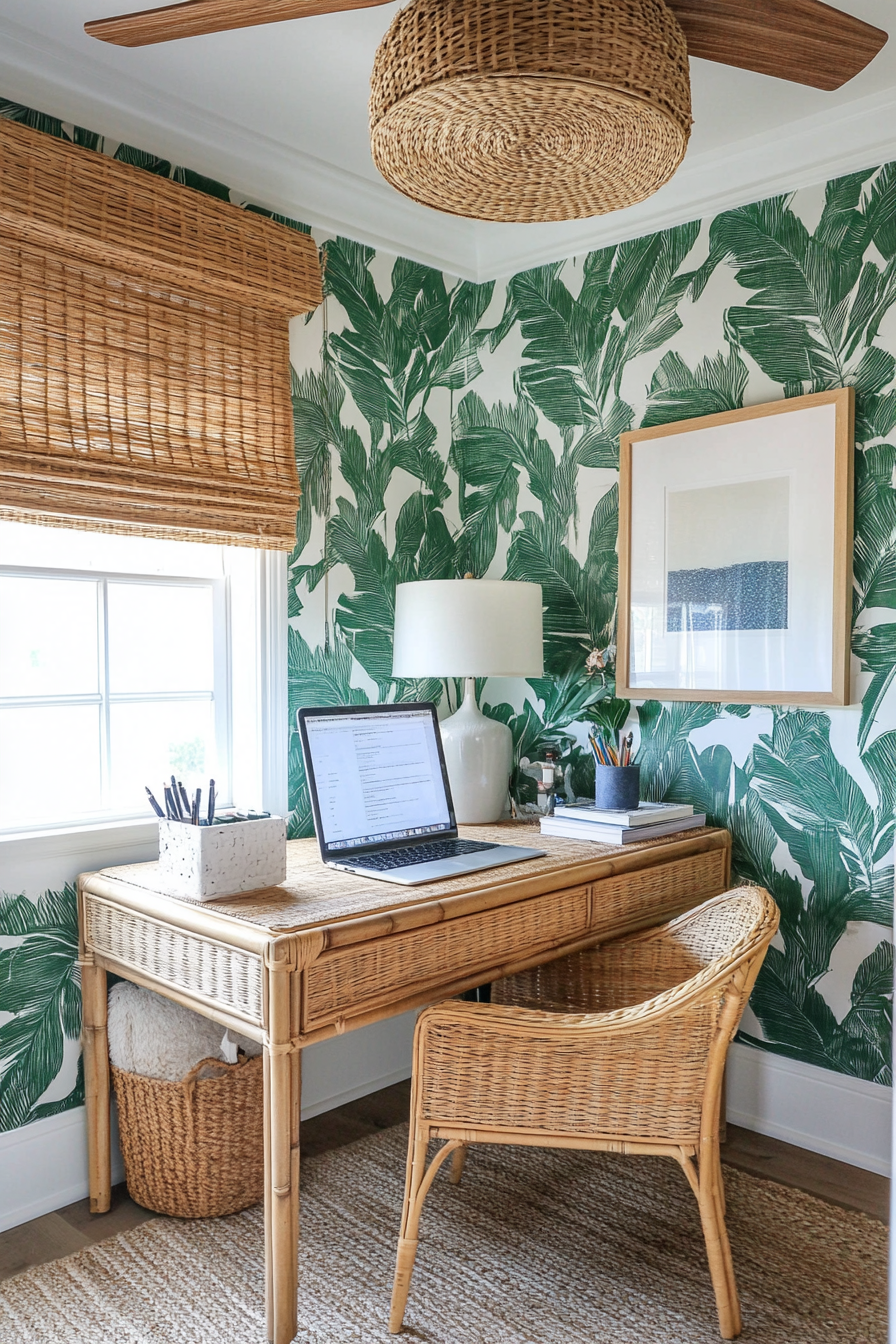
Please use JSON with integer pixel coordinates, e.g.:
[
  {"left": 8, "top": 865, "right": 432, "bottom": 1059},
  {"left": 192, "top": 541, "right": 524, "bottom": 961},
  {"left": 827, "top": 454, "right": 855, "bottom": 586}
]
[{"left": 0, "top": 693, "right": 103, "bottom": 708}]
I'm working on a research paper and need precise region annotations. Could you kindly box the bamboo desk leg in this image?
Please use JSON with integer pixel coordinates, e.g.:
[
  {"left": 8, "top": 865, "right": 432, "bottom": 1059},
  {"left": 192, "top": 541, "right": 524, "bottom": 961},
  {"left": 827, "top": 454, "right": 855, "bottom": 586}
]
[
  {"left": 81, "top": 959, "right": 111, "bottom": 1214},
  {"left": 263, "top": 1045, "right": 301, "bottom": 1344},
  {"left": 264, "top": 943, "right": 301, "bottom": 1344}
]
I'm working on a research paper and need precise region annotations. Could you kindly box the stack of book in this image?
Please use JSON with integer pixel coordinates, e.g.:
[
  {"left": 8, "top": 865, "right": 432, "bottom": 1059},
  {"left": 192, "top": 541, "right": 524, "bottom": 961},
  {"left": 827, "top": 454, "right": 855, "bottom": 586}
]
[{"left": 540, "top": 800, "right": 705, "bottom": 845}]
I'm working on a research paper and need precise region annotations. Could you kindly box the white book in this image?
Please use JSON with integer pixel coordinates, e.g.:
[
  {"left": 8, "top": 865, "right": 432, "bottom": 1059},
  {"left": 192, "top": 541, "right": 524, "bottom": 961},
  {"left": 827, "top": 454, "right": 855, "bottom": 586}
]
[
  {"left": 555, "top": 800, "right": 694, "bottom": 827},
  {"left": 540, "top": 813, "right": 707, "bottom": 845}
]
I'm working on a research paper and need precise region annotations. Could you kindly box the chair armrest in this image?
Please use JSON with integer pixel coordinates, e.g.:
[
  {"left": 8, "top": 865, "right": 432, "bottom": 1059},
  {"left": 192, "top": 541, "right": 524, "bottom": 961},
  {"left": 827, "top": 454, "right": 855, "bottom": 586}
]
[{"left": 423, "top": 977, "right": 726, "bottom": 1045}]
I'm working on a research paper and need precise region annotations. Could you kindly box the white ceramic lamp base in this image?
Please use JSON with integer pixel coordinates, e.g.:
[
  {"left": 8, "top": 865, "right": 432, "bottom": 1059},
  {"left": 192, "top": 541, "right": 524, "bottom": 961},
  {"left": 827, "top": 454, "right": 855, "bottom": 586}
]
[{"left": 440, "top": 678, "right": 512, "bottom": 824}]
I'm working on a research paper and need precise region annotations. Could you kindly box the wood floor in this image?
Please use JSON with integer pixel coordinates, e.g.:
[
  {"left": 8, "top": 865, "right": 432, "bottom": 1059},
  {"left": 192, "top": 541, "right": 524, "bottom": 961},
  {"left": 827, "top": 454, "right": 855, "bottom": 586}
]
[{"left": 0, "top": 1078, "right": 887, "bottom": 1284}]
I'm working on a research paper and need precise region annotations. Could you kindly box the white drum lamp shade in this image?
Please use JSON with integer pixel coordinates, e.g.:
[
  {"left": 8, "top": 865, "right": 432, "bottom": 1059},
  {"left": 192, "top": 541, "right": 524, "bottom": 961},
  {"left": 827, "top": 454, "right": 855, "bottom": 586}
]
[{"left": 392, "top": 579, "right": 544, "bottom": 822}]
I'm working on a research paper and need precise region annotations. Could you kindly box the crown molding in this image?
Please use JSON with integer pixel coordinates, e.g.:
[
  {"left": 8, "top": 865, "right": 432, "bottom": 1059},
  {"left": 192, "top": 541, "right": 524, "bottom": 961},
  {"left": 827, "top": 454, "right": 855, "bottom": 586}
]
[
  {"left": 473, "top": 83, "right": 896, "bottom": 281},
  {"left": 0, "top": 14, "right": 479, "bottom": 279},
  {"left": 0, "top": 13, "right": 894, "bottom": 283}
]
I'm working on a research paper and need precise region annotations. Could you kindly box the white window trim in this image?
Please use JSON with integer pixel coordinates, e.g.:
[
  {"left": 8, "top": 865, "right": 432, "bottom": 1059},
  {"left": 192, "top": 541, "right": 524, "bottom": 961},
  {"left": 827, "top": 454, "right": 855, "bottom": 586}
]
[
  {"left": 258, "top": 549, "right": 289, "bottom": 819},
  {"left": 0, "top": 549, "right": 287, "bottom": 884}
]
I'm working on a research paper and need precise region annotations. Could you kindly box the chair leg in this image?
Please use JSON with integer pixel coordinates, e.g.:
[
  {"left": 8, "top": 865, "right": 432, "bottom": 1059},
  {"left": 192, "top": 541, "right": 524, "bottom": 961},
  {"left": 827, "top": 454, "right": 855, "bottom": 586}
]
[
  {"left": 695, "top": 1145, "right": 742, "bottom": 1340},
  {"left": 390, "top": 1127, "right": 427, "bottom": 1335},
  {"left": 715, "top": 1158, "right": 727, "bottom": 1218},
  {"left": 449, "top": 1144, "right": 468, "bottom": 1185},
  {"left": 390, "top": 1232, "right": 420, "bottom": 1336},
  {"left": 711, "top": 1163, "right": 736, "bottom": 1311},
  {"left": 389, "top": 1130, "right": 463, "bottom": 1333}
]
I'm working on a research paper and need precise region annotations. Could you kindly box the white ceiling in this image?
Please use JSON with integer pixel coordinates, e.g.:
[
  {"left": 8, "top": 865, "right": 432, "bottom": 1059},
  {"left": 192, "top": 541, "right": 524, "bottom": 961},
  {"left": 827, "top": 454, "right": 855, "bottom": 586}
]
[{"left": 0, "top": 0, "right": 894, "bottom": 281}]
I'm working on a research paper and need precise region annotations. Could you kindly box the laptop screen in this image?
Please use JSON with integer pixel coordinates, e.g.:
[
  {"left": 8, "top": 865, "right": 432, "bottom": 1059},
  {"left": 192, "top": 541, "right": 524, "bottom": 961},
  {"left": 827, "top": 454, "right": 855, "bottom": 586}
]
[{"left": 300, "top": 705, "right": 454, "bottom": 854}]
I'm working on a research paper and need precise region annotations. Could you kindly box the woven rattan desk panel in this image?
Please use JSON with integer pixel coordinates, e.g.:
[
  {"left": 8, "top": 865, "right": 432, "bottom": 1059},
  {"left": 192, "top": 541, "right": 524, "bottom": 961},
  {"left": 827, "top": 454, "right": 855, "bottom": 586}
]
[
  {"left": 303, "top": 884, "right": 592, "bottom": 1032},
  {"left": 79, "top": 824, "right": 731, "bottom": 1344},
  {"left": 83, "top": 894, "right": 265, "bottom": 1028}
]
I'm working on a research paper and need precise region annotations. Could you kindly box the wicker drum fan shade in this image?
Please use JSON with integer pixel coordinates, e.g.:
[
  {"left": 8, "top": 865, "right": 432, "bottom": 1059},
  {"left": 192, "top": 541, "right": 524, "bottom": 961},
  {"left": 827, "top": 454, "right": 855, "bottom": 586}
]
[{"left": 369, "top": 0, "right": 692, "bottom": 223}]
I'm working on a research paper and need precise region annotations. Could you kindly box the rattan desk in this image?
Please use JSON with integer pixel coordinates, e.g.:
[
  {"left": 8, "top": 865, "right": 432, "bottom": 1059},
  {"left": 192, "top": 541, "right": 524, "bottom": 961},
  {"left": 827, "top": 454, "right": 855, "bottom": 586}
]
[{"left": 79, "top": 823, "right": 731, "bottom": 1344}]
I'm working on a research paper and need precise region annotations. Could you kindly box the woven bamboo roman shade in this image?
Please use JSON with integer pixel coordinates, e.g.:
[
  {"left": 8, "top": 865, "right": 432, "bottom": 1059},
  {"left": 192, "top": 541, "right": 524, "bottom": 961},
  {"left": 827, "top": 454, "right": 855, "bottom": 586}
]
[{"left": 0, "top": 117, "right": 323, "bottom": 549}]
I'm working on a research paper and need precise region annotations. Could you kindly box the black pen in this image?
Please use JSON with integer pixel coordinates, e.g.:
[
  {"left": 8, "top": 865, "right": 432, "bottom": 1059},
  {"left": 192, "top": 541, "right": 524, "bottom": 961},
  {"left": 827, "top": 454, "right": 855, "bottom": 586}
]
[
  {"left": 192, "top": 788, "right": 201, "bottom": 826},
  {"left": 169, "top": 776, "right": 183, "bottom": 819},
  {"left": 177, "top": 780, "right": 191, "bottom": 818},
  {"left": 163, "top": 785, "right": 176, "bottom": 819},
  {"left": 145, "top": 786, "right": 165, "bottom": 819},
  {"left": 207, "top": 778, "right": 216, "bottom": 826}
]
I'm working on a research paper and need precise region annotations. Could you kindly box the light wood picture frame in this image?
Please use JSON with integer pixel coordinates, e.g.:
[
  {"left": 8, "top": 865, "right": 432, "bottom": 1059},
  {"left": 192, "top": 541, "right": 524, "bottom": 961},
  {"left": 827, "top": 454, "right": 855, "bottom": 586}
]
[{"left": 617, "top": 387, "right": 854, "bottom": 706}]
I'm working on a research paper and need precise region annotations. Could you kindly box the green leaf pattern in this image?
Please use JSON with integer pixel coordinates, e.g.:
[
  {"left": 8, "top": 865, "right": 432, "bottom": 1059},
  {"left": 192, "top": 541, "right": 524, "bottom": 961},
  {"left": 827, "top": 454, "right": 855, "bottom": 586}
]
[
  {"left": 286, "top": 189, "right": 895, "bottom": 1087},
  {"left": 0, "top": 888, "right": 83, "bottom": 1130}
]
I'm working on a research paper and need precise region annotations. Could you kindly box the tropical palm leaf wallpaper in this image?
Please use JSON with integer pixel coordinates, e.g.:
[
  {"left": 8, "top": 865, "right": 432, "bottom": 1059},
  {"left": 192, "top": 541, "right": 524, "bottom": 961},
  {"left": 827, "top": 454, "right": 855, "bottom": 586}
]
[
  {"left": 0, "top": 888, "right": 83, "bottom": 1130},
  {"left": 0, "top": 99, "right": 892, "bottom": 1136},
  {"left": 288, "top": 181, "right": 895, "bottom": 1089}
]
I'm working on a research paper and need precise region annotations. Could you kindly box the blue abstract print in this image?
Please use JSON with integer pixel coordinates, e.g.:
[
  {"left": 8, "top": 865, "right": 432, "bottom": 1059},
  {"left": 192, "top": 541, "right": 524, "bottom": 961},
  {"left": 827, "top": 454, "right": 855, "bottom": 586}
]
[{"left": 667, "top": 560, "right": 789, "bottom": 631}]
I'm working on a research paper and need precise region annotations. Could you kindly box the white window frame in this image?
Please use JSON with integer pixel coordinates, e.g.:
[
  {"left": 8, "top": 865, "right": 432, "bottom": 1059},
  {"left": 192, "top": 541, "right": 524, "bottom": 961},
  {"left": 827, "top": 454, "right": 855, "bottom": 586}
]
[
  {"left": 0, "top": 546, "right": 286, "bottom": 880},
  {"left": 0, "top": 565, "right": 229, "bottom": 836}
]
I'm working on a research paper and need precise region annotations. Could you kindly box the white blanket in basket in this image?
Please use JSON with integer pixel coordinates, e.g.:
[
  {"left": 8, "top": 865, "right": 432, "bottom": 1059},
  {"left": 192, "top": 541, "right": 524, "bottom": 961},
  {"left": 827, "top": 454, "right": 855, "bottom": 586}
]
[{"left": 108, "top": 982, "right": 261, "bottom": 1082}]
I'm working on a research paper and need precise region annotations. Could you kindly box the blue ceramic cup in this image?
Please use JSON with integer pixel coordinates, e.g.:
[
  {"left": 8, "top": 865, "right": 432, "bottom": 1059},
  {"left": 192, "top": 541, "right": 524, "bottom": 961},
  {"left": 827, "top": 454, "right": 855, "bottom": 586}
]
[{"left": 595, "top": 764, "right": 641, "bottom": 812}]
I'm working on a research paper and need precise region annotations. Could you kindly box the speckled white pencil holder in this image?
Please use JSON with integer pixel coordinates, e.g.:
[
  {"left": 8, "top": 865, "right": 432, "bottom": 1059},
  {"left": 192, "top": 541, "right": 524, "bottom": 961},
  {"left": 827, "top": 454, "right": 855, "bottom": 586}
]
[{"left": 157, "top": 816, "right": 287, "bottom": 901}]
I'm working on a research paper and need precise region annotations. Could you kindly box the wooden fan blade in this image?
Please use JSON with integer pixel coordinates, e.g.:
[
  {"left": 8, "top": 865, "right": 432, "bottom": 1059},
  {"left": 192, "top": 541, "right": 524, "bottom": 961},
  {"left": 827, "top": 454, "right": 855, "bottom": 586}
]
[
  {"left": 667, "top": 0, "right": 887, "bottom": 90},
  {"left": 85, "top": 0, "right": 393, "bottom": 46}
]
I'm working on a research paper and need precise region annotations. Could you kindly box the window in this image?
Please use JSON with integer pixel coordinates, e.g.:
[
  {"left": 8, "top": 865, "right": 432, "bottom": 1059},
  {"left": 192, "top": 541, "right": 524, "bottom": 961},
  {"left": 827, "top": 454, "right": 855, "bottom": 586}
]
[{"left": 0, "top": 522, "right": 283, "bottom": 837}]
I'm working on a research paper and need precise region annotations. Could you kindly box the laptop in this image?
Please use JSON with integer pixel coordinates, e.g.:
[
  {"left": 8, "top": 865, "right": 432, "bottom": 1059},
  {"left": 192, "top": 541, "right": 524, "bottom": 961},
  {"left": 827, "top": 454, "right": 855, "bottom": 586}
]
[{"left": 297, "top": 702, "right": 545, "bottom": 885}]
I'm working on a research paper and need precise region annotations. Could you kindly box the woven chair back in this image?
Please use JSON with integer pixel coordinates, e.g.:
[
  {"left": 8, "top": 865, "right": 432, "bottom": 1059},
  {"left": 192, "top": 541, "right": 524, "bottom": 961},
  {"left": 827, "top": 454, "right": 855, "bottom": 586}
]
[
  {"left": 491, "top": 886, "right": 776, "bottom": 1017},
  {"left": 666, "top": 885, "right": 774, "bottom": 968}
]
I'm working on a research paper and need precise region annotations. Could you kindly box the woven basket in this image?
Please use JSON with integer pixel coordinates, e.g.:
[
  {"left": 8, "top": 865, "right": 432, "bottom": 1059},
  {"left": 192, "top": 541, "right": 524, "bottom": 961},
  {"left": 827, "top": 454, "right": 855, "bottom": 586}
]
[
  {"left": 111, "top": 1054, "right": 264, "bottom": 1218},
  {"left": 369, "top": 0, "right": 692, "bottom": 223}
]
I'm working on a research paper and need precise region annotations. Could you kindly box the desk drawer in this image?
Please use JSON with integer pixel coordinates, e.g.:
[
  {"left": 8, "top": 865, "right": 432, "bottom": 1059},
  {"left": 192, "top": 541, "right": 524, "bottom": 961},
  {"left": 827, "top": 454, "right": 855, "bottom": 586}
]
[
  {"left": 302, "top": 884, "right": 591, "bottom": 1033},
  {"left": 83, "top": 894, "right": 264, "bottom": 1028},
  {"left": 590, "top": 847, "right": 729, "bottom": 937}
]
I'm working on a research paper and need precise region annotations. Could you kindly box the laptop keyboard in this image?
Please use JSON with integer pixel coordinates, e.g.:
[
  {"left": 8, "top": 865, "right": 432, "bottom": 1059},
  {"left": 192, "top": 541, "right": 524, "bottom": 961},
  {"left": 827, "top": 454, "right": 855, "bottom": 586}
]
[{"left": 346, "top": 838, "right": 499, "bottom": 871}]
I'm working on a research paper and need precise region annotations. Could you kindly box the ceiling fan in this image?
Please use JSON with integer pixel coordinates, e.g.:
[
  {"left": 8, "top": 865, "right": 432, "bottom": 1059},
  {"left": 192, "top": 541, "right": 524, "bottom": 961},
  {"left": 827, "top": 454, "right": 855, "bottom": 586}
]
[{"left": 84, "top": 0, "right": 888, "bottom": 225}]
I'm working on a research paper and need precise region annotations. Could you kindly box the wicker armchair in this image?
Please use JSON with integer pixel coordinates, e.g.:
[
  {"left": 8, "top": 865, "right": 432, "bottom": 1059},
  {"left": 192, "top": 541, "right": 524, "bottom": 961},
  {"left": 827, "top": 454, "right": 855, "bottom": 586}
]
[{"left": 389, "top": 885, "right": 779, "bottom": 1340}]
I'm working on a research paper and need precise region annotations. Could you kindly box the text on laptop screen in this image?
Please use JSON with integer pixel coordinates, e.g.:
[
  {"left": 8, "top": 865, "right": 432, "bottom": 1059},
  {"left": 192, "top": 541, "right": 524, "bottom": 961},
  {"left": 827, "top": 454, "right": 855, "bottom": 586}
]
[{"left": 304, "top": 708, "right": 452, "bottom": 850}]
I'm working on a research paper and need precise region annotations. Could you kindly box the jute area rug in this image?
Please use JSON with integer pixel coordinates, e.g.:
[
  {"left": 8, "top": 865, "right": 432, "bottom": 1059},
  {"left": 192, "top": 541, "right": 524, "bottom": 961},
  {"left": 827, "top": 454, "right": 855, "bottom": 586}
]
[{"left": 0, "top": 1124, "right": 885, "bottom": 1344}]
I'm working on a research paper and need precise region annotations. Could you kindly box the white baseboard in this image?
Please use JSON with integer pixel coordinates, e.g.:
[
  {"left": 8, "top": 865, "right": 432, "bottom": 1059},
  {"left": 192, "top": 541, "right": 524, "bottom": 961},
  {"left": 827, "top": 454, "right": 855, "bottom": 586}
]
[
  {"left": 300, "top": 1064, "right": 412, "bottom": 1121},
  {"left": 726, "top": 1041, "right": 892, "bottom": 1177},
  {"left": 0, "top": 1012, "right": 417, "bottom": 1235},
  {"left": 0, "top": 1106, "right": 125, "bottom": 1235}
]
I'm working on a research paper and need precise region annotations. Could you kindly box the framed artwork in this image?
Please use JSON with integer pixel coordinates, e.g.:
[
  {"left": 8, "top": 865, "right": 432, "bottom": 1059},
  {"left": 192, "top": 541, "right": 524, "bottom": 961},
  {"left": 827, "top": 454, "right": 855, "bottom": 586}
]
[{"left": 616, "top": 387, "right": 854, "bottom": 705}]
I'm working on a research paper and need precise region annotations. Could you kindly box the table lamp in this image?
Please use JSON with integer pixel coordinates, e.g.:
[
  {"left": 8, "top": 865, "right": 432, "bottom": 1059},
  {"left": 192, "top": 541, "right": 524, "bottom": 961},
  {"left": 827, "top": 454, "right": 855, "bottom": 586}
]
[{"left": 392, "top": 577, "right": 544, "bottom": 823}]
